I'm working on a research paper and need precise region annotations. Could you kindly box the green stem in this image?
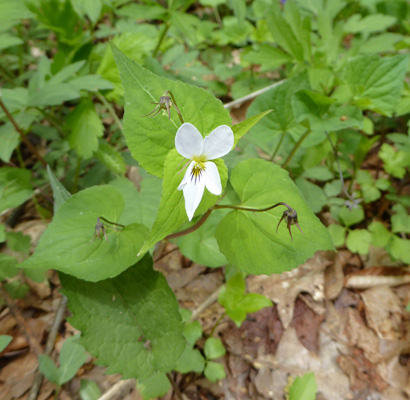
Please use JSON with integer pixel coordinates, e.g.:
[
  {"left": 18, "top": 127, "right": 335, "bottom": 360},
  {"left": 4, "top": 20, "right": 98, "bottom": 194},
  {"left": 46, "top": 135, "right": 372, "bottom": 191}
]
[
  {"left": 96, "top": 92, "right": 123, "bottom": 131},
  {"left": 213, "top": 6, "right": 222, "bottom": 26},
  {"left": 73, "top": 157, "right": 82, "bottom": 193},
  {"left": 282, "top": 128, "right": 311, "bottom": 169},
  {"left": 214, "top": 201, "right": 292, "bottom": 213},
  {"left": 166, "top": 208, "right": 213, "bottom": 239},
  {"left": 165, "top": 90, "right": 184, "bottom": 124},
  {"left": 209, "top": 312, "right": 226, "bottom": 337},
  {"left": 153, "top": 24, "right": 170, "bottom": 58},
  {"left": 269, "top": 130, "right": 286, "bottom": 161},
  {"left": 0, "top": 98, "right": 47, "bottom": 167},
  {"left": 54, "top": 386, "right": 61, "bottom": 400}
]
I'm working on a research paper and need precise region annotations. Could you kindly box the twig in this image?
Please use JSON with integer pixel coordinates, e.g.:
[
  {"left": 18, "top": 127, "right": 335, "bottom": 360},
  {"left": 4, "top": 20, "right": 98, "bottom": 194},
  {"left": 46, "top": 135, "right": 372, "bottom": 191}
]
[
  {"left": 27, "top": 295, "right": 68, "bottom": 400},
  {"left": 190, "top": 286, "right": 222, "bottom": 322},
  {"left": 223, "top": 79, "right": 285, "bottom": 109},
  {"left": 96, "top": 92, "right": 123, "bottom": 132},
  {"left": 97, "top": 379, "right": 135, "bottom": 400},
  {"left": 167, "top": 373, "right": 183, "bottom": 400},
  {"left": 0, "top": 98, "right": 47, "bottom": 167}
]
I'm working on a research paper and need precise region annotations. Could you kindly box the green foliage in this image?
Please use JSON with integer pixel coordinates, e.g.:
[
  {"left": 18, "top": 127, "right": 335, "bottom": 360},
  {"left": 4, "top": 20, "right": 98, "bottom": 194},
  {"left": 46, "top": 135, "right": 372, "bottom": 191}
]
[
  {"left": 0, "top": 335, "right": 12, "bottom": 352},
  {"left": 219, "top": 273, "right": 272, "bottom": 327},
  {"left": 112, "top": 45, "right": 231, "bottom": 178},
  {"left": 67, "top": 99, "right": 104, "bottom": 159},
  {"left": 288, "top": 372, "right": 317, "bottom": 400},
  {"left": 80, "top": 380, "right": 102, "bottom": 400},
  {"left": 39, "top": 334, "right": 88, "bottom": 387},
  {"left": 0, "top": 168, "right": 34, "bottom": 213},
  {"left": 60, "top": 255, "right": 185, "bottom": 381},
  {"left": 21, "top": 186, "right": 148, "bottom": 282},
  {"left": 216, "top": 159, "right": 334, "bottom": 274}
]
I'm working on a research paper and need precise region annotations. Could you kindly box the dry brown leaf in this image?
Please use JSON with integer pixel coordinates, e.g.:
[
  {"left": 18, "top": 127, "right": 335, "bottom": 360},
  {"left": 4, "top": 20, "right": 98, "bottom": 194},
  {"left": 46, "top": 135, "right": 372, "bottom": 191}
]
[
  {"left": 248, "top": 252, "right": 331, "bottom": 328},
  {"left": 345, "top": 308, "right": 383, "bottom": 363},
  {"left": 0, "top": 353, "right": 37, "bottom": 398},
  {"left": 360, "top": 285, "right": 402, "bottom": 340},
  {"left": 325, "top": 251, "right": 350, "bottom": 300},
  {"left": 291, "top": 296, "right": 325, "bottom": 353}
]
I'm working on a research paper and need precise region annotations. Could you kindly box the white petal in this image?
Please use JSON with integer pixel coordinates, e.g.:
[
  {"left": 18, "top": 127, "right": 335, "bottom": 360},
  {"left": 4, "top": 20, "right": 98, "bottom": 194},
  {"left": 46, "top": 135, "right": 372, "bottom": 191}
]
[
  {"left": 202, "top": 125, "right": 234, "bottom": 160},
  {"left": 178, "top": 161, "right": 195, "bottom": 191},
  {"left": 175, "top": 123, "right": 204, "bottom": 159},
  {"left": 182, "top": 176, "right": 205, "bottom": 221},
  {"left": 204, "top": 162, "right": 222, "bottom": 195}
]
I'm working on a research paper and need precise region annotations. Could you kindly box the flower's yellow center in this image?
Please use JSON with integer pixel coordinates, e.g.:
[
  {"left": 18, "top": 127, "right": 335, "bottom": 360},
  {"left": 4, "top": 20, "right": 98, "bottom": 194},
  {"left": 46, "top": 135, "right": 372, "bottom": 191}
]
[{"left": 190, "top": 156, "right": 206, "bottom": 183}]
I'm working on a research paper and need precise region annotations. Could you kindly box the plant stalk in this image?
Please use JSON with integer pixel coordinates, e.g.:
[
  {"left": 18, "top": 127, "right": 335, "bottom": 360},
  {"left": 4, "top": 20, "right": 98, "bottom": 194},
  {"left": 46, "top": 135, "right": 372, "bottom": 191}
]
[
  {"left": 0, "top": 98, "right": 47, "bottom": 167},
  {"left": 153, "top": 24, "right": 170, "bottom": 58},
  {"left": 282, "top": 128, "right": 311, "bottom": 169}
]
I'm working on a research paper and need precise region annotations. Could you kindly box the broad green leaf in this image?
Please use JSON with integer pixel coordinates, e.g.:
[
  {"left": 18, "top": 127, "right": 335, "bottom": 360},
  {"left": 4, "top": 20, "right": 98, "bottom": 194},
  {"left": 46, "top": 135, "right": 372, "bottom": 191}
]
[
  {"left": 21, "top": 186, "right": 148, "bottom": 282},
  {"left": 80, "top": 379, "right": 102, "bottom": 400},
  {"left": 0, "top": 335, "right": 12, "bottom": 352},
  {"left": 344, "top": 14, "right": 396, "bottom": 35},
  {"left": 368, "top": 221, "right": 391, "bottom": 248},
  {"left": 38, "top": 355, "right": 59, "bottom": 385},
  {"left": 69, "top": 76, "right": 114, "bottom": 92},
  {"left": 0, "top": 0, "right": 33, "bottom": 22},
  {"left": 97, "top": 33, "right": 157, "bottom": 102},
  {"left": 327, "top": 224, "right": 346, "bottom": 247},
  {"left": 28, "top": 84, "right": 80, "bottom": 107},
  {"left": 95, "top": 141, "right": 126, "bottom": 175},
  {"left": 346, "top": 229, "right": 371, "bottom": 255},
  {"left": 0, "top": 34, "right": 23, "bottom": 51},
  {"left": 219, "top": 273, "right": 271, "bottom": 326},
  {"left": 295, "top": 178, "right": 327, "bottom": 213},
  {"left": 360, "top": 33, "right": 403, "bottom": 54},
  {"left": 391, "top": 205, "right": 410, "bottom": 233},
  {"left": 302, "top": 166, "right": 333, "bottom": 181},
  {"left": 67, "top": 99, "right": 104, "bottom": 159},
  {"left": 389, "top": 237, "right": 410, "bottom": 264},
  {"left": 204, "top": 361, "right": 226, "bottom": 382},
  {"left": 0, "top": 123, "right": 19, "bottom": 163},
  {"left": 115, "top": 4, "right": 167, "bottom": 20},
  {"left": 183, "top": 321, "right": 202, "bottom": 346},
  {"left": 289, "top": 372, "right": 317, "bottom": 400},
  {"left": 47, "top": 165, "right": 72, "bottom": 213},
  {"left": 216, "top": 159, "right": 334, "bottom": 275},
  {"left": 0, "top": 167, "right": 33, "bottom": 214},
  {"left": 109, "top": 176, "right": 161, "bottom": 229},
  {"left": 338, "top": 206, "right": 364, "bottom": 227},
  {"left": 60, "top": 255, "right": 186, "bottom": 380},
  {"left": 204, "top": 338, "right": 226, "bottom": 360},
  {"left": 176, "top": 209, "right": 228, "bottom": 268},
  {"left": 137, "top": 372, "right": 170, "bottom": 400},
  {"left": 242, "top": 44, "right": 291, "bottom": 71},
  {"left": 0, "top": 254, "right": 18, "bottom": 280},
  {"left": 379, "top": 143, "right": 410, "bottom": 178},
  {"left": 267, "top": 4, "right": 304, "bottom": 61},
  {"left": 58, "top": 334, "right": 88, "bottom": 385},
  {"left": 71, "top": 0, "right": 102, "bottom": 24},
  {"left": 112, "top": 44, "right": 231, "bottom": 177},
  {"left": 174, "top": 347, "right": 205, "bottom": 374},
  {"left": 6, "top": 231, "right": 31, "bottom": 254},
  {"left": 232, "top": 110, "right": 272, "bottom": 147},
  {"left": 346, "top": 54, "right": 408, "bottom": 116},
  {"left": 139, "top": 150, "right": 227, "bottom": 255},
  {"left": 246, "top": 74, "right": 309, "bottom": 151}
]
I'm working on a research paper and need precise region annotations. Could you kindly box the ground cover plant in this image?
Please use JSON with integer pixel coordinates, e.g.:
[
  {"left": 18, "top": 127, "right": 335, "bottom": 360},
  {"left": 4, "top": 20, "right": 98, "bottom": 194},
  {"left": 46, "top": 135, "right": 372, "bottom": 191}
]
[{"left": 1, "top": 0, "right": 410, "bottom": 399}]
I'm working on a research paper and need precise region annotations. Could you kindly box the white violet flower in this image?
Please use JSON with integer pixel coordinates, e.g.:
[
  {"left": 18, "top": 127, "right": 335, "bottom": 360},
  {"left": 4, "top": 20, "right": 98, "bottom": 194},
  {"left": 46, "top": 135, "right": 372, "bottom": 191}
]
[{"left": 175, "top": 122, "right": 234, "bottom": 221}]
